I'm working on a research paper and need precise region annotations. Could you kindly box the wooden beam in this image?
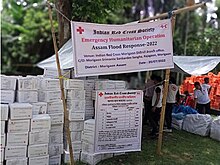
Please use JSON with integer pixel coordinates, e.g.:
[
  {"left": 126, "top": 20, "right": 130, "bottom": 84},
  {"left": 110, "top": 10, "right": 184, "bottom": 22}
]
[
  {"left": 139, "top": 2, "right": 205, "bottom": 23},
  {"left": 156, "top": 15, "right": 176, "bottom": 155},
  {"left": 47, "top": 1, "right": 75, "bottom": 165}
]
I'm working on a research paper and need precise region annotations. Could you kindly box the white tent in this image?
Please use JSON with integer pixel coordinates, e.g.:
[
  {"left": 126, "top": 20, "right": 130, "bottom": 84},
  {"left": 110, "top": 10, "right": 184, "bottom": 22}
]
[{"left": 37, "top": 39, "right": 220, "bottom": 75}]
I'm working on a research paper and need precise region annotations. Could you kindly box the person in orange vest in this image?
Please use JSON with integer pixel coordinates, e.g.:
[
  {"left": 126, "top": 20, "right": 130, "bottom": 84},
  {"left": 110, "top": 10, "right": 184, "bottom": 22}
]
[{"left": 184, "top": 91, "right": 195, "bottom": 108}]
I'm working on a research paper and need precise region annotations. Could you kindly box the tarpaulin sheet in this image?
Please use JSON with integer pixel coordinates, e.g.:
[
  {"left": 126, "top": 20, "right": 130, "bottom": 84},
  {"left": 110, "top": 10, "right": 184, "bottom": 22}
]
[{"left": 37, "top": 39, "right": 220, "bottom": 75}]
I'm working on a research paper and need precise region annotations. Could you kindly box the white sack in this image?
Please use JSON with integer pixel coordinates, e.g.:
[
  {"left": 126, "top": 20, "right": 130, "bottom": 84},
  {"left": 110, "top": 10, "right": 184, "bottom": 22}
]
[
  {"left": 210, "top": 116, "right": 220, "bottom": 141},
  {"left": 182, "top": 114, "right": 212, "bottom": 136}
]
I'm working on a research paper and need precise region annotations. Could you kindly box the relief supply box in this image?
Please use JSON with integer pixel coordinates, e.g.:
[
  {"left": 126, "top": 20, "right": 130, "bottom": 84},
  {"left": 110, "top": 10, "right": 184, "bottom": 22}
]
[
  {"left": 31, "top": 114, "right": 51, "bottom": 131},
  {"left": 9, "top": 103, "right": 32, "bottom": 120}
]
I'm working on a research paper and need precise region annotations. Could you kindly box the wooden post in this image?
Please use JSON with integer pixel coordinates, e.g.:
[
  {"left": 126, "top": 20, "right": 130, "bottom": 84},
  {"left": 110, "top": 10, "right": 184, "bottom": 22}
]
[
  {"left": 156, "top": 15, "right": 176, "bottom": 155},
  {"left": 47, "top": 2, "right": 75, "bottom": 165}
]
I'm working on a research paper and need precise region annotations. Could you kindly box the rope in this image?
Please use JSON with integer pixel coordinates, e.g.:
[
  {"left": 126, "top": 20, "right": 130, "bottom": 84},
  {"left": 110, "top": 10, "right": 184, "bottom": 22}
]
[{"left": 168, "top": 10, "right": 173, "bottom": 18}]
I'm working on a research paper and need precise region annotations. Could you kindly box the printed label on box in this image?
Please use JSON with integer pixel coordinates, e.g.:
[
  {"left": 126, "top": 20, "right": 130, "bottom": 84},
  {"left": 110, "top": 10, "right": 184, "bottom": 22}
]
[
  {"left": 29, "top": 131, "right": 49, "bottom": 145},
  {"left": 8, "top": 119, "right": 30, "bottom": 133},
  {"left": 29, "top": 155, "right": 49, "bottom": 165},
  {"left": 9, "top": 103, "right": 32, "bottom": 120},
  {"left": 7, "top": 132, "right": 28, "bottom": 146},
  {"left": 28, "top": 144, "right": 48, "bottom": 157},
  {"left": 47, "top": 101, "right": 63, "bottom": 114},
  {"left": 5, "top": 146, "right": 27, "bottom": 160}
]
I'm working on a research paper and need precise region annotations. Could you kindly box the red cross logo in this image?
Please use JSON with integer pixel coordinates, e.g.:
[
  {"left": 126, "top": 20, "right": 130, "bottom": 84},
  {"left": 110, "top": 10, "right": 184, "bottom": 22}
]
[
  {"left": 76, "top": 27, "right": 84, "bottom": 34},
  {"left": 160, "top": 24, "right": 168, "bottom": 29},
  {"left": 99, "top": 92, "right": 104, "bottom": 97}
]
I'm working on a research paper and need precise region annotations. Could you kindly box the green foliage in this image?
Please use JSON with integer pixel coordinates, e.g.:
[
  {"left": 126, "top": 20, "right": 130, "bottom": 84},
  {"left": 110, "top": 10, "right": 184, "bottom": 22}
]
[
  {"left": 1, "top": 0, "right": 56, "bottom": 74},
  {"left": 1, "top": 0, "right": 220, "bottom": 75},
  {"left": 71, "top": 0, "right": 129, "bottom": 24}
]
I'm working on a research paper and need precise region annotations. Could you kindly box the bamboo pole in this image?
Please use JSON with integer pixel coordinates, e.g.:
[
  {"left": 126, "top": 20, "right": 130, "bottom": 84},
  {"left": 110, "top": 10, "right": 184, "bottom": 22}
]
[
  {"left": 156, "top": 15, "right": 176, "bottom": 155},
  {"left": 47, "top": 2, "right": 75, "bottom": 165},
  {"left": 139, "top": 2, "right": 205, "bottom": 23}
]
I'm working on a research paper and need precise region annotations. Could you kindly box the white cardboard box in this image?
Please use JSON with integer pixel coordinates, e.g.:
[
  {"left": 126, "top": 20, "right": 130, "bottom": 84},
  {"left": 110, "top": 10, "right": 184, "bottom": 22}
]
[
  {"left": 82, "top": 131, "right": 95, "bottom": 144},
  {"left": 29, "top": 131, "right": 49, "bottom": 145},
  {"left": 9, "top": 103, "right": 32, "bottom": 120},
  {"left": 1, "top": 104, "right": 9, "bottom": 121},
  {"left": 49, "top": 144, "right": 63, "bottom": 156},
  {"left": 16, "top": 91, "right": 38, "bottom": 103},
  {"left": 6, "top": 132, "right": 28, "bottom": 146},
  {"left": 66, "top": 89, "right": 85, "bottom": 100},
  {"left": 115, "top": 81, "right": 126, "bottom": 89},
  {"left": 32, "top": 102, "right": 47, "bottom": 115},
  {"left": 49, "top": 113, "right": 64, "bottom": 125},
  {"left": 0, "top": 148, "right": 4, "bottom": 162},
  {"left": 17, "top": 77, "right": 38, "bottom": 90},
  {"left": 6, "top": 157, "right": 27, "bottom": 165},
  {"left": 81, "top": 152, "right": 102, "bottom": 165},
  {"left": 1, "top": 121, "right": 5, "bottom": 134},
  {"left": 8, "top": 119, "right": 30, "bottom": 133},
  {"left": 85, "top": 90, "right": 92, "bottom": 98},
  {"left": 70, "top": 131, "right": 82, "bottom": 141},
  {"left": 49, "top": 155, "right": 61, "bottom": 165},
  {"left": 1, "top": 134, "right": 5, "bottom": 147},
  {"left": 95, "top": 81, "right": 116, "bottom": 90},
  {"left": 84, "top": 119, "right": 95, "bottom": 132},
  {"left": 28, "top": 144, "right": 48, "bottom": 157},
  {"left": 50, "top": 124, "right": 63, "bottom": 133},
  {"left": 47, "top": 101, "right": 63, "bottom": 114},
  {"left": 38, "top": 90, "right": 61, "bottom": 102},
  {"left": 69, "top": 121, "right": 84, "bottom": 131},
  {"left": 84, "top": 80, "right": 95, "bottom": 90},
  {"left": 69, "top": 111, "right": 85, "bottom": 121},
  {"left": 5, "top": 146, "right": 27, "bottom": 159},
  {"left": 64, "top": 79, "right": 84, "bottom": 90},
  {"left": 1, "top": 90, "right": 15, "bottom": 104},
  {"left": 29, "top": 155, "right": 49, "bottom": 165},
  {"left": 0, "top": 75, "right": 17, "bottom": 90},
  {"left": 82, "top": 142, "right": 94, "bottom": 154},
  {"left": 38, "top": 78, "right": 60, "bottom": 90},
  {"left": 66, "top": 100, "right": 85, "bottom": 112},
  {"left": 31, "top": 114, "right": 51, "bottom": 131},
  {"left": 49, "top": 133, "right": 63, "bottom": 144}
]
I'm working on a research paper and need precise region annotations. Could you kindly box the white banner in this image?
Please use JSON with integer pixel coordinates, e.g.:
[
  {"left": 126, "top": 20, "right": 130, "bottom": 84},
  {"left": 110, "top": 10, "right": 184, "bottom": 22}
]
[
  {"left": 71, "top": 19, "right": 174, "bottom": 77},
  {"left": 94, "top": 90, "right": 143, "bottom": 154}
]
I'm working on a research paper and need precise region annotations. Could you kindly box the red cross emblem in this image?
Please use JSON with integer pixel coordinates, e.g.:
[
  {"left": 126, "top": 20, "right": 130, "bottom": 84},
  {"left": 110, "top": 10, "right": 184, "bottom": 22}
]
[
  {"left": 160, "top": 24, "right": 168, "bottom": 29},
  {"left": 76, "top": 27, "right": 84, "bottom": 34},
  {"left": 99, "top": 92, "right": 104, "bottom": 97}
]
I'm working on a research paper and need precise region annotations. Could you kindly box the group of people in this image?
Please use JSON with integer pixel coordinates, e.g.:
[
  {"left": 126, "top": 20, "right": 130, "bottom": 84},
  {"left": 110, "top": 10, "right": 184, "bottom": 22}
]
[{"left": 143, "top": 75, "right": 212, "bottom": 139}]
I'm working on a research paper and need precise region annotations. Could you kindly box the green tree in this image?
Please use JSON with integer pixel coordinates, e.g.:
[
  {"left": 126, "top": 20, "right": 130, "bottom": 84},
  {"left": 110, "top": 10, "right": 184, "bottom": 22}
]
[{"left": 1, "top": 0, "right": 56, "bottom": 74}]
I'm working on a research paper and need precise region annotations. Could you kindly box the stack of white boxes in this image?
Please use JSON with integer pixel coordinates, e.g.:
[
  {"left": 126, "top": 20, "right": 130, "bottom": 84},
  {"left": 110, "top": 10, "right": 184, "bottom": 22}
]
[
  {"left": 84, "top": 80, "right": 95, "bottom": 120},
  {"left": 0, "top": 75, "right": 17, "bottom": 104},
  {"left": 81, "top": 119, "right": 113, "bottom": 165},
  {"left": 64, "top": 79, "right": 85, "bottom": 162},
  {"left": 6, "top": 103, "right": 30, "bottom": 164},
  {"left": 16, "top": 77, "right": 38, "bottom": 103},
  {"left": 38, "top": 77, "right": 63, "bottom": 165},
  {"left": 1, "top": 104, "right": 9, "bottom": 165}
]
